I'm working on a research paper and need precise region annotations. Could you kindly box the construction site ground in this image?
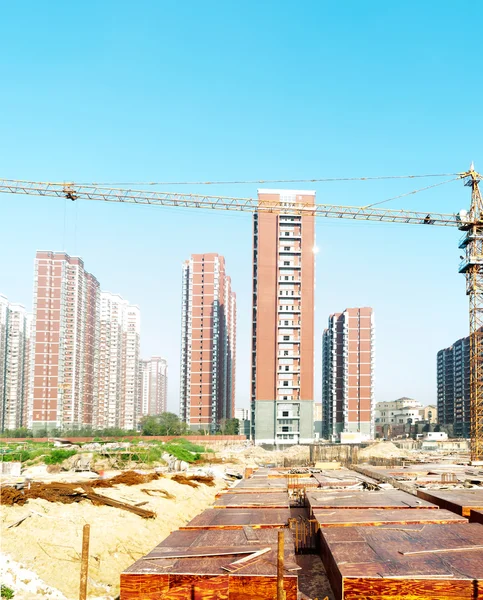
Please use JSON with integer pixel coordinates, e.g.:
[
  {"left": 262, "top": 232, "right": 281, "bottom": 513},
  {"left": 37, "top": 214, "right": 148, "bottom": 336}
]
[{"left": 1, "top": 440, "right": 479, "bottom": 600}]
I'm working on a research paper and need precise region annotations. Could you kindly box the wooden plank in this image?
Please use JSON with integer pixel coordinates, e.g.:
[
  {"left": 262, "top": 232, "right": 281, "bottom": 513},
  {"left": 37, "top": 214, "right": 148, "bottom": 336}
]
[
  {"left": 417, "top": 488, "right": 483, "bottom": 517},
  {"left": 214, "top": 492, "right": 289, "bottom": 508},
  {"left": 343, "top": 577, "right": 474, "bottom": 600},
  {"left": 221, "top": 548, "right": 271, "bottom": 572},
  {"left": 313, "top": 508, "right": 467, "bottom": 528},
  {"left": 242, "top": 526, "right": 260, "bottom": 542},
  {"left": 319, "top": 523, "right": 483, "bottom": 600},
  {"left": 142, "top": 546, "right": 269, "bottom": 560},
  {"left": 181, "top": 508, "right": 290, "bottom": 530},
  {"left": 307, "top": 489, "right": 437, "bottom": 513}
]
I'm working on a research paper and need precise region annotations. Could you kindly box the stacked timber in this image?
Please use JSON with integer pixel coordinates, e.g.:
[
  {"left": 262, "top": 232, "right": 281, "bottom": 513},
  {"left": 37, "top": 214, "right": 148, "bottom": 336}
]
[
  {"left": 319, "top": 523, "right": 483, "bottom": 599},
  {"left": 120, "top": 469, "right": 295, "bottom": 599},
  {"left": 417, "top": 488, "right": 483, "bottom": 516},
  {"left": 313, "top": 467, "right": 483, "bottom": 599},
  {"left": 121, "top": 528, "right": 298, "bottom": 600}
]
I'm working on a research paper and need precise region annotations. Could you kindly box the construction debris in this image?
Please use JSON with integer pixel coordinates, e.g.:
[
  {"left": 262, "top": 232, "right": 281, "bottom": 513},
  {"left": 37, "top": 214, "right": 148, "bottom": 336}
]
[
  {"left": 0, "top": 480, "right": 156, "bottom": 518},
  {"left": 141, "top": 488, "right": 176, "bottom": 499},
  {"left": 171, "top": 473, "right": 215, "bottom": 487}
]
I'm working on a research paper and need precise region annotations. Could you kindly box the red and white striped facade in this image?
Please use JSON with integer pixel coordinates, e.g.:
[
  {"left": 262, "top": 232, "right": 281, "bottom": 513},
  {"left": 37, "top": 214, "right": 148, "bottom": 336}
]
[
  {"left": 30, "top": 252, "right": 141, "bottom": 432},
  {"left": 322, "top": 307, "right": 375, "bottom": 440},
  {"left": 180, "top": 253, "right": 236, "bottom": 431},
  {"left": 31, "top": 252, "right": 101, "bottom": 432}
]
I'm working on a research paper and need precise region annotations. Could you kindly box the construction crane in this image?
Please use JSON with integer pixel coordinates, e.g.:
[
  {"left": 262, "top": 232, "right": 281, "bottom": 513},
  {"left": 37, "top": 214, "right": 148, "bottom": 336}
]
[{"left": 1, "top": 168, "right": 482, "bottom": 460}]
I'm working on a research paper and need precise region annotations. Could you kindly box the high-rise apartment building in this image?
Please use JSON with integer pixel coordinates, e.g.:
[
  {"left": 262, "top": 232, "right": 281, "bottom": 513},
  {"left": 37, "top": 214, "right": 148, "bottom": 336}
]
[
  {"left": 322, "top": 307, "right": 375, "bottom": 440},
  {"left": 0, "top": 295, "right": 8, "bottom": 423},
  {"left": 97, "top": 292, "right": 140, "bottom": 430},
  {"left": 437, "top": 335, "right": 470, "bottom": 437},
  {"left": 31, "top": 252, "right": 100, "bottom": 432},
  {"left": 251, "top": 190, "right": 315, "bottom": 445},
  {"left": 180, "top": 253, "right": 236, "bottom": 431},
  {"left": 140, "top": 357, "right": 168, "bottom": 416},
  {"left": 0, "top": 296, "right": 31, "bottom": 431}
]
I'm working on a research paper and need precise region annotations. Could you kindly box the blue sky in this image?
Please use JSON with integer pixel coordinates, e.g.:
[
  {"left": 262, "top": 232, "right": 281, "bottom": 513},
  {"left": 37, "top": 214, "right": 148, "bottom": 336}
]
[{"left": 1, "top": 1, "right": 481, "bottom": 411}]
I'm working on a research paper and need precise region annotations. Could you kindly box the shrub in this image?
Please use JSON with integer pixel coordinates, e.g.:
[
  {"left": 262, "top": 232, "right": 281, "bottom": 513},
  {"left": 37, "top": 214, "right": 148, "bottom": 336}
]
[
  {"left": 1, "top": 584, "right": 15, "bottom": 599},
  {"left": 44, "top": 449, "right": 77, "bottom": 465}
]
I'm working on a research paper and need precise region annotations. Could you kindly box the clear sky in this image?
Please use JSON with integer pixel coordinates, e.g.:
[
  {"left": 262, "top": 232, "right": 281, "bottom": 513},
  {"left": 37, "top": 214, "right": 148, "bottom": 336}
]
[{"left": 1, "top": 1, "right": 482, "bottom": 412}]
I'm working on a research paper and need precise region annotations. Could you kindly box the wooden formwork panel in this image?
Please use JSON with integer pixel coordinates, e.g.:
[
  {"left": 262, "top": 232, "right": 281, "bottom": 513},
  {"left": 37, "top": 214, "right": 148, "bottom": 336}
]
[
  {"left": 306, "top": 489, "right": 438, "bottom": 513},
  {"left": 215, "top": 492, "right": 289, "bottom": 508},
  {"left": 181, "top": 508, "right": 290, "bottom": 530},
  {"left": 417, "top": 488, "right": 483, "bottom": 517},
  {"left": 120, "top": 528, "right": 297, "bottom": 600},
  {"left": 229, "top": 478, "right": 288, "bottom": 491},
  {"left": 313, "top": 508, "right": 467, "bottom": 528},
  {"left": 319, "top": 523, "right": 483, "bottom": 600}
]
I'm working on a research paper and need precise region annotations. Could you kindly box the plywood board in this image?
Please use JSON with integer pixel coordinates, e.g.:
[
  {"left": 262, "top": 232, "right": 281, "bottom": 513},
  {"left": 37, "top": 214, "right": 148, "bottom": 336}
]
[
  {"left": 120, "top": 528, "right": 297, "bottom": 600},
  {"left": 214, "top": 492, "right": 289, "bottom": 508},
  {"left": 229, "top": 478, "right": 288, "bottom": 491},
  {"left": 182, "top": 508, "right": 290, "bottom": 530},
  {"left": 319, "top": 522, "right": 483, "bottom": 600},
  {"left": 307, "top": 489, "right": 438, "bottom": 513},
  {"left": 313, "top": 508, "right": 467, "bottom": 528},
  {"left": 417, "top": 488, "right": 483, "bottom": 517}
]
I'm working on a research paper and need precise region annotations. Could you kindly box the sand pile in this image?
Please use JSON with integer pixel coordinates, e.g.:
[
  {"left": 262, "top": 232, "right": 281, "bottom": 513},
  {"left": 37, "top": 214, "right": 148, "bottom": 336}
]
[
  {"left": 1, "top": 473, "right": 228, "bottom": 599},
  {"left": 358, "top": 441, "right": 412, "bottom": 460},
  {"left": 224, "top": 443, "right": 310, "bottom": 465}
]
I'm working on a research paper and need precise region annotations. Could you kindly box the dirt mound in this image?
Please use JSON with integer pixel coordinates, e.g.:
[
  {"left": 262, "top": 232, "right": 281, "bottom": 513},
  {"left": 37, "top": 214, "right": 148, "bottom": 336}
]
[{"left": 358, "top": 441, "right": 411, "bottom": 460}]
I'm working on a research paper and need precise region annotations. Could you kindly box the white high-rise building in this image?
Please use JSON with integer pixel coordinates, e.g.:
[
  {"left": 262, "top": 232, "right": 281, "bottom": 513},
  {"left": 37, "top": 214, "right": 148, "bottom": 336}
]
[
  {"left": 97, "top": 292, "right": 140, "bottom": 430},
  {"left": 140, "top": 357, "right": 168, "bottom": 416},
  {"left": 0, "top": 295, "right": 32, "bottom": 431}
]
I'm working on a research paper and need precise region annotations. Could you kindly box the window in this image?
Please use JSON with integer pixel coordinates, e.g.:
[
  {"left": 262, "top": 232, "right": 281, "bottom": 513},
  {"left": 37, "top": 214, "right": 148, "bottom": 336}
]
[
  {"left": 283, "top": 261, "right": 290, "bottom": 266},
  {"left": 283, "top": 397, "right": 288, "bottom": 401},
  {"left": 284, "top": 246, "right": 290, "bottom": 251},
  {"left": 284, "top": 276, "right": 289, "bottom": 281},
  {"left": 282, "top": 426, "right": 289, "bottom": 432},
  {"left": 284, "top": 320, "right": 289, "bottom": 325},
  {"left": 283, "top": 335, "right": 289, "bottom": 341},
  {"left": 283, "top": 351, "right": 289, "bottom": 356},
  {"left": 283, "top": 381, "right": 289, "bottom": 387},
  {"left": 285, "top": 366, "right": 289, "bottom": 371},
  {"left": 285, "top": 232, "right": 290, "bottom": 236}
]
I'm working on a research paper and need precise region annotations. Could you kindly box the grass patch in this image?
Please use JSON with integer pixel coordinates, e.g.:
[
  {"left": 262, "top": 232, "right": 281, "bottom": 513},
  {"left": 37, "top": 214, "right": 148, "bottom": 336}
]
[
  {"left": 1, "top": 584, "right": 15, "bottom": 599},
  {"left": 43, "top": 449, "right": 78, "bottom": 464}
]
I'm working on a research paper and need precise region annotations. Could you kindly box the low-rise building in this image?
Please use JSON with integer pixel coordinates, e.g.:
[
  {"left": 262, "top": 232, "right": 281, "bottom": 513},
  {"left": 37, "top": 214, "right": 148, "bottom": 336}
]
[{"left": 375, "top": 398, "right": 437, "bottom": 439}]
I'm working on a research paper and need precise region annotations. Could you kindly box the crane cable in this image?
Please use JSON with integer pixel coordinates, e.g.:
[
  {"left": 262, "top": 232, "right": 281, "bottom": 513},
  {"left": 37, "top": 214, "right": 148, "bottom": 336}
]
[
  {"left": 74, "top": 173, "right": 461, "bottom": 187},
  {"left": 363, "top": 176, "right": 461, "bottom": 209}
]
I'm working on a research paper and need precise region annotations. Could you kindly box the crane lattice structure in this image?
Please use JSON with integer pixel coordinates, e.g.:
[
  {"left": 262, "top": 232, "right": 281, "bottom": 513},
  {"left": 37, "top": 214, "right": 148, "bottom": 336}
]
[{"left": 1, "top": 169, "right": 483, "bottom": 461}]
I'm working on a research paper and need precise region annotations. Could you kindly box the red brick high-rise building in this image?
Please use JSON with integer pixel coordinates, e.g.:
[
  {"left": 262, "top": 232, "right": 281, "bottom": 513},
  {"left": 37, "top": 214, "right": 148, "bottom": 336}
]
[
  {"left": 251, "top": 190, "right": 315, "bottom": 445},
  {"left": 180, "top": 253, "right": 236, "bottom": 432},
  {"left": 31, "top": 252, "right": 100, "bottom": 433},
  {"left": 322, "top": 307, "right": 375, "bottom": 440}
]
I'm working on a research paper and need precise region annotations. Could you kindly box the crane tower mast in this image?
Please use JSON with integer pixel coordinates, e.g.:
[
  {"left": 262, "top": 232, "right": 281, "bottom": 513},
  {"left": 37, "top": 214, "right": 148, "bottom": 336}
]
[{"left": 459, "top": 166, "right": 483, "bottom": 461}]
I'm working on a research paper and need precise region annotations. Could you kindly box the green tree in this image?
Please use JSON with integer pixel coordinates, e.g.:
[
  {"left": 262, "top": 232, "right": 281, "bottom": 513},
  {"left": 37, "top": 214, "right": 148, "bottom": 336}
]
[
  {"left": 224, "top": 418, "right": 239, "bottom": 435},
  {"left": 140, "top": 416, "right": 161, "bottom": 436},
  {"left": 140, "top": 413, "right": 188, "bottom": 436}
]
